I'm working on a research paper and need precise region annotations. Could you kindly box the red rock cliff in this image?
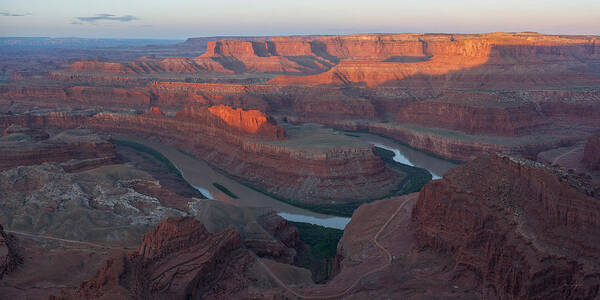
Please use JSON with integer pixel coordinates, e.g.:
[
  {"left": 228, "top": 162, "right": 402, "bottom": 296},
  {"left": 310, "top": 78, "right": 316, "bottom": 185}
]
[
  {"left": 413, "top": 153, "right": 600, "bottom": 299},
  {"left": 66, "top": 217, "right": 250, "bottom": 299},
  {"left": 396, "top": 100, "right": 548, "bottom": 136},
  {"left": 269, "top": 33, "right": 600, "bottom": 87},
  {"left": 0, "top": 224, "right": 22, "bottom": 280},
  {"left": 0, "top": 128, "right": 118, "bottom": 172},
  {"left": 207, "top": 104, "right": 283, "bottom": 135}
]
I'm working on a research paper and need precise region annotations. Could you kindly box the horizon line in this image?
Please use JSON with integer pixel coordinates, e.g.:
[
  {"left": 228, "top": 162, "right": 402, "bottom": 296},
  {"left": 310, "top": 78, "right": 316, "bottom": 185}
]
[{"left": 2, "top": 31, "right": 600, "bottom": 41}]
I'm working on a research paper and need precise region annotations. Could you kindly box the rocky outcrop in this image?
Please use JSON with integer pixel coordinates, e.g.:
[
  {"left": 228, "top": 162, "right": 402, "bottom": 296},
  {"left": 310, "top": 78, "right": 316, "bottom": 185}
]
[
  {"left": 65, "top": 217, "right": 251, "bottom": 299},
  {"left": 413, "top": 153, "right": 600, "bottom": 299},
  {"left": 396, "top": 101, "right": 548, "bottom": 136},
  {"left": 174, "top": 103, "right": 286, "bottom": 139},
  {"left": 199, "top": 40, "right": 331, "bottom": 74},
  {"left": 313, "top": 120, "right": 574, "bottom": 162},
  {"left": 207, "top": 104, "right": 284, "bottom": 135},
  {"left": 583, "top": 134, "right": 600, "bottom": 170},
  {"left": 3, "top": 124, "right": 49, "bottom": 140},
  {"left": 66, "top": 86, "right": 150, "bottom": 107},
  {"left": 0, "top": 162, "right": 185, "bottom": 245},
  {"left": 67, "top": 57, "right": 233, "bottom": 75},
  {"left": 0, "top": 146, "right": 300, "bottom": 299},
  {"left": 0, "top": 85, "right": 67, "bottom": 101},
  {"left": 254, "top": 211, "right": 300, "bottom": 263},
  {"left": 0, "top": 128, "right": 118, "bottom": 172},
  {"left": 0, "top": 224, "right": 22, "bottom": 280},
  {"left": 0, "top": 84, "right": 151, "bottom": 111},
  {"left": 257, "top": 212, "right": 299, "bottom": 250}
]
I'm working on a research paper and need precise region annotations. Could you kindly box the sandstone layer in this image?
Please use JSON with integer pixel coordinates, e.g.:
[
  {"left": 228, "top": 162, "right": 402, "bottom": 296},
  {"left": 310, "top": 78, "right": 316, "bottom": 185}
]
[
  {"left": 0, "top": 224, "right": 22, "bottom": 280},
  {"left": 0, "top": 127, "right": 118, "bottom": 172},
  {"left": 269, "top": 33, "right": 600, "bottom": 87},
  {"left": 413, "top": 153, "right": 600, "bottom": 299},
  {"left": 61, "top": 217, "right": 252, "bottom": 299}
]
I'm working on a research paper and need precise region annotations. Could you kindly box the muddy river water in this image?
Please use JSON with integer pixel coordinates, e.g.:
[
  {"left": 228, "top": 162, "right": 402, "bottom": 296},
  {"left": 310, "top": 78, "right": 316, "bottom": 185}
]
[
  {"left": 357, "top": 133, "right": 457, "bottom": 179},
  {"left": 120, "top": 133, "right": 456, "bottom": 230}
]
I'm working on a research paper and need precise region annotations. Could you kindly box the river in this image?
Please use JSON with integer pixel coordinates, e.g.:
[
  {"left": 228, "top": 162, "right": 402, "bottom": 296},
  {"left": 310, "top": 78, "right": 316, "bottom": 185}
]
[
  {"left": 357, "top": 133, "right": 457, "bottom": 179},
  {"left": 118, "top": 137, "right": 352, "bottom": 229},
  {"left": 119, "top": 134, "right": 455, "bottom": 230}
]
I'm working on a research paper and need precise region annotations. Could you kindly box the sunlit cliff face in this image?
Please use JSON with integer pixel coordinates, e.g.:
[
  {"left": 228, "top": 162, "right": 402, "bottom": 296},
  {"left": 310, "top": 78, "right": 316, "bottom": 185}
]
[
  {"left": 268, "top": 33, "right": 600, "bottom": 87},
  {"left": 63, "top": 33, "right": 600, "bottom": 88},
  {"left": 149, "top": 106, "right": 163, "bottom": 115},
  {"left": 207, "top": 104, "right": 271, "bottom": 134}
]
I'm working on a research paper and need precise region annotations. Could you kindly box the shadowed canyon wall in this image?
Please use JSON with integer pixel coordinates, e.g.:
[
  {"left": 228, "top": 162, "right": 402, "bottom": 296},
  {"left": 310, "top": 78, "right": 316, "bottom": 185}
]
[{"left": 413, "top": 153, "right": 600, "bottom": 299}]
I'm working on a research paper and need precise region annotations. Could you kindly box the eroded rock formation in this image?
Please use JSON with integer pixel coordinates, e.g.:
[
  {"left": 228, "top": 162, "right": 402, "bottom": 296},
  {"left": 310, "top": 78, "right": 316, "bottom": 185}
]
[
  {"left": 413, "top": 153, "right": 600, "bottom": 299},
  {"left": 63, "top": 217, "right": 252, "bottom": 299},
  {"left": 269, "top": 33, "right": 600, "bottom": 87},
  {"left": 0, "top": 224, "right": 22, "bottom": 280},
  {"left": 396, "top": 101, "right": 549, "bottom": 136},
  {"left": 0, "top": 127, "right": 118, "bottom": 172}
]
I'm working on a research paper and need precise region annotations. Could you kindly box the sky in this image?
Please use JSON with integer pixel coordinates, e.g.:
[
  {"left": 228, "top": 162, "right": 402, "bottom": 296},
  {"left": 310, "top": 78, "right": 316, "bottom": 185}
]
[{"left": 1, "top": 0, "right": 599, "bottom": 39}]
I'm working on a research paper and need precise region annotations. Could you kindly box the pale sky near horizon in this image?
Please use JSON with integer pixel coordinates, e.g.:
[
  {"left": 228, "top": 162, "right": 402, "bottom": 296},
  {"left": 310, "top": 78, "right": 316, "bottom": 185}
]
[{"left": 1, "top": 0, "right": 599, "bottom": 39}]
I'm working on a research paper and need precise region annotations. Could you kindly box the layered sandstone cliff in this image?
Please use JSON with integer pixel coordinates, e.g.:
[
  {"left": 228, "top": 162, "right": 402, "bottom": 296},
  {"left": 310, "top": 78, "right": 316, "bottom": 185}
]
[
  {"left": 269, "top": 33, "right": 600, "bottom": 87},
  {"left": 64, "top": 217, "right": 251, "bottom": 299},
  {"left": 0, "top": 84, "right": 150, "bottom": 110},
  {"left": 67, "top": 57, "right": 234, "bottom": 75},
  {"left": 0, "top": 224, "right": 22, "bottom": 280},
  {"left": 314, "top": 120, "right": 575, "bottom": 162},
  {"left": 0, "top": 127, "right": 118, "bottom": 172},
  {"left": 66, "top": 33, "right": 600, "bottom": 81},
  {"left": 413, "top": 153, "right": 600, "bottom": 299},
  {"left": 396, "top": 100, "right": 549, "bottom": 136},
  {"left": 66, "top": 38, "right": 334, "bottom": 75}
]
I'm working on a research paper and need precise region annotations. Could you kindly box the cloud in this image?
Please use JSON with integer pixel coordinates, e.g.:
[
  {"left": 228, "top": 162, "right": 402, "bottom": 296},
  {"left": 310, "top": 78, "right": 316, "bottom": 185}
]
[
  {"left": 1, "top": 11, "right": 30, "bottom": 17},
  {"left": 75, "top": 13, "right": 138, "bottom": 23}
]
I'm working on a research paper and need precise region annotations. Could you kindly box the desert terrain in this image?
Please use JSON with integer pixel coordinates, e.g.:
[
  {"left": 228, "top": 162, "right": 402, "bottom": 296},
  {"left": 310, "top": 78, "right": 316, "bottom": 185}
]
[{"left": 0, "top": 32, "right": 599, "bottom": 299}]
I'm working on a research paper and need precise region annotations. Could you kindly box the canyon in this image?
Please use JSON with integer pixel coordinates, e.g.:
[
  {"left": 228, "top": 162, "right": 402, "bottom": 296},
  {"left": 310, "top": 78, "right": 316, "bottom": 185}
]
[
  {"left": 3, "top": 33, "right": 600, "bottom": 162},
  {"left": 0, "top": 127, "right": 320, "bottom": 298},
  {"left": 0, "top": 31, "right": 599, "bottom": 299},
  {"left": 35, "top": 151, "right": 599, "bottom": 299},
  {"left": 0, "top": 105, "right": 404, "bottom": 205}
]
